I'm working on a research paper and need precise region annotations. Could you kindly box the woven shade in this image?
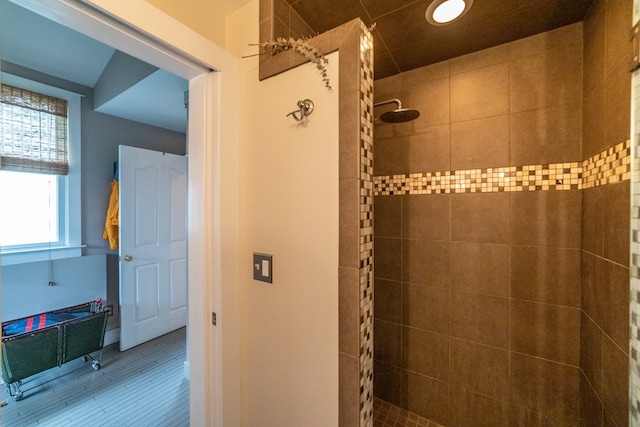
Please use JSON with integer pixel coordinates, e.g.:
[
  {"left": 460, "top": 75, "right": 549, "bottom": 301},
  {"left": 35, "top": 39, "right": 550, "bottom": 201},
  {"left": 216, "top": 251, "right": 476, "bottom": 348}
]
[{"left": 0, "top": 84, "right": 69, "bottom": 175}]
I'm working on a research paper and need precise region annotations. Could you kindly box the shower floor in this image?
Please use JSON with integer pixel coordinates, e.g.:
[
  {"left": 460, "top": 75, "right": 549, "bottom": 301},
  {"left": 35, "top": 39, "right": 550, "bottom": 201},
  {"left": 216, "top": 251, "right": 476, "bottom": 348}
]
[{"left": 373, "top": 398, "right": 444, "bottom": 427}]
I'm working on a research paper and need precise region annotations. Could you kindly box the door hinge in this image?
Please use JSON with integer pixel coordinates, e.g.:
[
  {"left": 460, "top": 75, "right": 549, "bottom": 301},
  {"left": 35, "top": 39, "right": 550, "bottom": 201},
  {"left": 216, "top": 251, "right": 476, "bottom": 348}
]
[{"left": 212, "top": 312, "right": 217, "bottom": 326}]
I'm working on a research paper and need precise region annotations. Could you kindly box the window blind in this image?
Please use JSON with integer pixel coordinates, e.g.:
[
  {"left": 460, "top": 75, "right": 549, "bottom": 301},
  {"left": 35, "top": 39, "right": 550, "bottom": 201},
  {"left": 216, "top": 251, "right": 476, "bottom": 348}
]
[{"left": 0, "top": 84, "right": 69, "bottom": 175}]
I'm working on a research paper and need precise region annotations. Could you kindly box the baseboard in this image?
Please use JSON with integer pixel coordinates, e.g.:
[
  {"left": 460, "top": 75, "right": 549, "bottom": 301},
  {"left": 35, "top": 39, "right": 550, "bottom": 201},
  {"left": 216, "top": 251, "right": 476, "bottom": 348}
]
[
  {"left": 104, "top": 328, "right": 120, "bottom": 346},
  {"left": 183, "top": 361, "right": 190, "bottom": 381}
]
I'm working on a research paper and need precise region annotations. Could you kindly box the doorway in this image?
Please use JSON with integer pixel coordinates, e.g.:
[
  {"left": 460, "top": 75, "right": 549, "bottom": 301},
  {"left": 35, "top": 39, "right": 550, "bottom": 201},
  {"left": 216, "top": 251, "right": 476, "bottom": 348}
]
[{"left": 1, "top": 1, "right": 239, "bottom": 425}]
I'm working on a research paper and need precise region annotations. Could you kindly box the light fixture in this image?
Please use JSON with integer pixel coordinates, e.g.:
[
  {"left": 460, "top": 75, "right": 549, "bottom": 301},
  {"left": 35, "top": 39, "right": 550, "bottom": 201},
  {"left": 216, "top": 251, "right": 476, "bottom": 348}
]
[{"left": 425, "top": 0, "right": 473, "bottom": 26}]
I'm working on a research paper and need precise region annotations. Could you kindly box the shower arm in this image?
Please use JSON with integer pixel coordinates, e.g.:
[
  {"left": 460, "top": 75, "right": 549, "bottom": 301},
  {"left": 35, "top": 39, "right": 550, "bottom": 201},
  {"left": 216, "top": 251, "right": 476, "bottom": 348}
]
[{"left": 373, "top": 98, "right": 403, "bottom": 109}]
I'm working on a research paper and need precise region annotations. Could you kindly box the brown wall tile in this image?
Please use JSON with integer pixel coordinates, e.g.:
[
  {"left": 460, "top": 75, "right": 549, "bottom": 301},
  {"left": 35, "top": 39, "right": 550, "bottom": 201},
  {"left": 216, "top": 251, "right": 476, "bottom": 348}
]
[
  {"left": 402, "top": 327, "right": 449, "bottom": 381},
  {"left": 604, "top": 65, "right": 631, "bottom": 148},
  {"left": 451, "top": 291, "right": 509, "bottom": 348},
  {"left": 510, "top": 103, "right": 582, "bottom": 165},
  {"left": 340, "top": 179, "right": 360, "bottom": 268},
  {"left": 374, "top": 319, "right": 401, "bottom": 366},
  {"left": 405, "top": 125, "right": 451, "bottom": 173},
  {"left": 511, "top": 246, "right": 581, "bottom": 307},
  {"left": 581, "top": 252, "right": 604, "bottom": 325},
  {"left": 374, "top": 279, "right": 401, "bottom": 324},
  {"left": 451, "top": 193, "right": 510, "bottom": 244},
  {"left": 373, "top": 360, "right": 403, "bottom": 406},
  {"left": 451, "top": 242, "right": 510, "bottom": 297},
  {"left": 374, "top": 195, "right": 401, "bottom": 238},
  {"left": 602, "top": 336, "right": 628, "bottom": 427},
  {"left": 450, "top": 63, "right": 510, "bottom": 123},
  {"left": 339, "top": 354, "right": 360, "bottom": 427},
  {"left": 510, "top": 190, "right": 582, "bottom": 248},
  {"left": 450, "top": 115, "right": 509, "bottom": 170},
  {"left": 402, "top": 240, "right": 451, "bottom": 288},
  {"left": 603, "top": 181, "right": 630, "bottom": 267},
  {"left": 403, "top": 371, "right": 451, "bottom": 426},
  {"left": 600, "top": 260, "right": 630, "bottom": 351},
  {"left": 450, "top": 386, "right": 508, "bottom": 427},
  {"left": 581, "top": 311, "right": 603, "bottom": 397},
  {"left": 511, "top": 299, "right": 580, "bottom": 366},
  {"left": 450, "top": 43, "right": 509, "bottom": 76},
  {"left": 582, "top": 81, "right": 606, "bottom": 158},
  {"left": 402, "top": 194, "right": 451, "bottom": 241},
  {"left": 339, "top": 267, "right": 360, "bottom": 356},
  {"left": 605, "top": 0, "right": 632, "bottom": 74},
  {"left": 582, "top": 186, "right": 605, "bottom": 256},
  {"left": 374, "top": 136, "right": 404, "bottom": 176},
  {"left": 580, "top": 372, "right": 604, "bottom": 427},
  {"left": 450, "top": 338, "right": 509, "bottom": 401},
  {"left": 509, "top": 353, "right": 580, "bottom": 425},
  {"left": 374, "top": 237, "right": 401, "bottom": 281},
  {"left": 402, "top": 283, "right": 450, "bottom": 335},
  {"left": 405, "top": 76, "right": 450, "bottom": 129},
  {"left": 583, "top": 0, "right": 605, "bottom": 94}
]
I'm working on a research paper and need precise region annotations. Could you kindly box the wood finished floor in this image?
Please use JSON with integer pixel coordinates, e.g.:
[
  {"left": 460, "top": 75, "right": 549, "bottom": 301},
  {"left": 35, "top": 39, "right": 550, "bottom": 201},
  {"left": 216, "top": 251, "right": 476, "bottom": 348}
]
[{"left": 1, "top": 327, "right": 188, "bottom": 427}]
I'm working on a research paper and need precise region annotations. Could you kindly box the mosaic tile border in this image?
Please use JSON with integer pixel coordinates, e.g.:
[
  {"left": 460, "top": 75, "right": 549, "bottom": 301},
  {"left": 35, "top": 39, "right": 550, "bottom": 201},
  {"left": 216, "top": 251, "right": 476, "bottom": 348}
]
[
  {"left": 373, "top": 140, "right": 630, "bottom": 196},
  {"left": 358, "top": 23, "right": 375, "bottom": 427}
]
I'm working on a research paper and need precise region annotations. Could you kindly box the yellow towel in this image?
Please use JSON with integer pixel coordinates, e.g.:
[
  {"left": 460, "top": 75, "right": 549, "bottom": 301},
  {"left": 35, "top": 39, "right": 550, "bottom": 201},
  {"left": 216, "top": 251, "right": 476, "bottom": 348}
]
[{"left": 102, "top": 180, "right": 119, "bottom": 250}]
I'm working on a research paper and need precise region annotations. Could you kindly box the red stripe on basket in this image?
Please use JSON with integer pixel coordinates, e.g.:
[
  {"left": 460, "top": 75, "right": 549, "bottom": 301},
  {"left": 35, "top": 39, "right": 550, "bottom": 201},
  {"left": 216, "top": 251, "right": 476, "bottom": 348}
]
[
  {"left": 25, "top": 316, "right": 34, "bottom": 332},
  {"left": 38, "top": 314, "right": 47, "bottom": 330}
]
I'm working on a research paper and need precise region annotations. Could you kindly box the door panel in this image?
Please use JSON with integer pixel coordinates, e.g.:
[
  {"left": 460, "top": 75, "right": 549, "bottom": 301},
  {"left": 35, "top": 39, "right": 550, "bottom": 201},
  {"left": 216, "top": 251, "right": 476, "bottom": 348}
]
[{"left": 119, "top": 145, "right": 187, "bottom": 351}]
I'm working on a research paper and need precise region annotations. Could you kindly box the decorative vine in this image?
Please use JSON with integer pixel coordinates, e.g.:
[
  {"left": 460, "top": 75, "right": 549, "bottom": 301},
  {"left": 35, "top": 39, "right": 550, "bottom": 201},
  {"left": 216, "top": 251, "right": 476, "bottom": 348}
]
[{"left": 247, "top": 37, "right": 332, "bottom": 92}]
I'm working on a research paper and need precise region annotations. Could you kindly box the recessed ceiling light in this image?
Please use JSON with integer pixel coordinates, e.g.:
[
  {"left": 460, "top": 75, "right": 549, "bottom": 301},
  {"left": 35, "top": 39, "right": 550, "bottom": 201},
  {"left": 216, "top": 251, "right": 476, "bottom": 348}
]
[{"left": 425, "top": 0, "right": 474, "bottom": 26}]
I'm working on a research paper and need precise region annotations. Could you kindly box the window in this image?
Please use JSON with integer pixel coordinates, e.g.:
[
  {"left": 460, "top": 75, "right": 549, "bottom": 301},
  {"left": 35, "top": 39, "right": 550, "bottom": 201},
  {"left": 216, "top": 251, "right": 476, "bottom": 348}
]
[{"left": 0, "top": 74, "right": 81, "bottom": 265}]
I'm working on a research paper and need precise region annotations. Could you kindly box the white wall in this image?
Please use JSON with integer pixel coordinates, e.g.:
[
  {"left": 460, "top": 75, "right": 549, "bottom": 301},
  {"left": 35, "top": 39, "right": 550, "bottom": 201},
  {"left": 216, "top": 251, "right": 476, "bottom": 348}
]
[
  {"left": 1, "top": 254, "right": 109, "bottom": 320},
  {"left": 230, "top": 1, "right": 340, "bottom": 425}
]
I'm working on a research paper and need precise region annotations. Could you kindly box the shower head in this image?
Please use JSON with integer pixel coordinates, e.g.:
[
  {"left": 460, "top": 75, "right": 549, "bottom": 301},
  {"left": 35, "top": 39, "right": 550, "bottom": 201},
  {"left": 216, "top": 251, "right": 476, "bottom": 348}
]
[{"left": 374, "top": 98, "right": 420, "bottom": 123}]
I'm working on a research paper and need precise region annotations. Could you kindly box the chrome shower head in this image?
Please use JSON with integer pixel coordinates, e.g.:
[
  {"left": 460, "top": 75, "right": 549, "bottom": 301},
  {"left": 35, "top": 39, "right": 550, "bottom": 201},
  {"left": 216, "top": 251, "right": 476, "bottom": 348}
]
[{"left": 374, "top": 98, "right": 420, "bottom": 123}]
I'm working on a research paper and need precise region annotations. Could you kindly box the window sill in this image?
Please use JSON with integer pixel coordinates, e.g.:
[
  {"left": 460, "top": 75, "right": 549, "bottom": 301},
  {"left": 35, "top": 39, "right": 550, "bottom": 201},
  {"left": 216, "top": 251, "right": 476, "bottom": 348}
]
[{"left": 1, "top": 245, "right": 85, "bottom": 266}]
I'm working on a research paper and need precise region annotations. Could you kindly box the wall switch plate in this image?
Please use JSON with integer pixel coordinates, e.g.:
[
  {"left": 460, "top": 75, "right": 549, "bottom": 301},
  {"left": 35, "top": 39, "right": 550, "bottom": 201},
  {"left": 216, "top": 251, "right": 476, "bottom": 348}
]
[{"left": 253, "top": 253, "right": 273, "bottom": 283}]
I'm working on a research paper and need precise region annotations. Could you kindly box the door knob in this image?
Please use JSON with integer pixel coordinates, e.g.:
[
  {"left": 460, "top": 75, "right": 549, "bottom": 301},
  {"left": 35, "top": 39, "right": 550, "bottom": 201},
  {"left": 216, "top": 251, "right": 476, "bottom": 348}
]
[{"left": 123, "top": 255, "right": 133, "bottom": 262}]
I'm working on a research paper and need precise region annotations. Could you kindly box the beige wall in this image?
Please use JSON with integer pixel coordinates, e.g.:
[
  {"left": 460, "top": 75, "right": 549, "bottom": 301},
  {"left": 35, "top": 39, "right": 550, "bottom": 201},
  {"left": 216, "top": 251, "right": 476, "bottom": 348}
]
[
  {"left": 229, "top": 1, "right": 340, "bottom": 425},
  {"left": 145, "top": 0, "right": 227, "bottom": 47}
]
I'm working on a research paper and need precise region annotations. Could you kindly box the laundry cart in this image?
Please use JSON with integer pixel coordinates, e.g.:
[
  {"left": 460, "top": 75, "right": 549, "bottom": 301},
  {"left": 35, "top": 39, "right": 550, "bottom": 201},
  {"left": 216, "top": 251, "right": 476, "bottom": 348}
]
[{"left": 1, "top": 300, "right": 109, "bottom": 400}]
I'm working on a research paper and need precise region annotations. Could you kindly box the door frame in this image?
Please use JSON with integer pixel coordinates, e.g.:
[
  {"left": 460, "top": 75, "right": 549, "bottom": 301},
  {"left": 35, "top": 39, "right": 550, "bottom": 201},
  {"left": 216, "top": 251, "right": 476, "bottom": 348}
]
[{"left": 7, "top": 1, "right": 240, "bottom": 426}]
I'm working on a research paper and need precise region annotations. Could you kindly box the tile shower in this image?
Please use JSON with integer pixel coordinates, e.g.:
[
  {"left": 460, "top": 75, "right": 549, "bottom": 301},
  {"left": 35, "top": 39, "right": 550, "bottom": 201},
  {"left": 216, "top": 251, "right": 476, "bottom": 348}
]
[{"left": 373, "top": 0, "right": 631, "bottom": 425}]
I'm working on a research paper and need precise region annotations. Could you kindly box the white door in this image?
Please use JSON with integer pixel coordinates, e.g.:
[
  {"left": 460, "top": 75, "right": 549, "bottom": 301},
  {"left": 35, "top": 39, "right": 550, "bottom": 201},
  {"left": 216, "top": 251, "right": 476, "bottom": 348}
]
[{"left": 119, "top": 145, "right": 187, "bottom": 351}]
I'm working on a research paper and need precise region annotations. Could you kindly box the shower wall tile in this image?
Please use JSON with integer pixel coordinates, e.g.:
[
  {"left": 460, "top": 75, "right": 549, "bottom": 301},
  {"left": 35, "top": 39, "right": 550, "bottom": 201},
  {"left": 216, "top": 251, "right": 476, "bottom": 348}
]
[
  {"left": 581, "top": 311, "right": 603, "bottom": 397},
  {"left": 603, "top": 181, "right": 630, "bottom": 266},
  {"left": 402, "top": 283, "right": 450, "bottom": 335},
  {"left": 599, "top": 260, "right": 629, "bottom": 351},
  {"left": 582, "top": 185, "right": 605, "bottom": 256},
  {"left": 450, "top": 338, "right": 509, "bottom": 401},
  {"left": 373, "top": 137, "right": 404, "bottom": 176},
  {"left": 450, "top": 63, "right": 509, "bottom": 123},
  {"left": 451, "top": 192, "right": 510, "bottom": 244},
  {"left": 449, "top": 43, "right": 510, "bottom": 76},
  {"left": 509, "top": 103, "right": 582, "bottom": 165},
  {"left": 373, "top": 279, "right": 401, "bottom": 324},
  {"left": 339, "top": 354, "right": 360, "bottom": 427},
  {"left": 604, "top": 64, "right": 631, "bottom": 162},
  {"left": 509, "top": 353, "right": 580, "bottom": 426},
  {"left": 402, "top": 371, "right": 450, "bottom": 426},
  {"left": 373, "top": 237, "right": 401, "bottom": 281},
  {"left": 373, "top": 195, "right": 401, "bottom": 238},
  {"left": 401, "top": 327, "right": 449, "bottom": 381},
  {"left": 339, "top": 267, "right": 360, "bottom": 356},
  {"left": 373, "top": 360, "right": 403, "bottom": 406},
  {"left": 400, "top": 194, "right": 450, "bottom": 240},
  {"left": 583, "top": 0, "right": 605, "bottom": 94},
  {"left": 602, "top": 336, "right": 628, "bottom": 427},
  {"left": 401, "top": 240, "right": 450, "bottom": 288},
  {"left": 450, "top": 242, "right": 510, "bottom": 298},
  {"left": 405, "top": 76, "right": 450, "bottom": 129},
  {"left": 374, "top": 319, "right": 401, "bottom": 366},
  {"left": 450, "top": 387, "right": 507, "bottom": 427},
  {"left": 450, "top": 115, "right": 509, "bottom": 171},
  {"left": 581, "top": 252, "right": 604, "bottom": 325},
  {"left": 580, "top": 372, "right": 604, "bottom": 427},
  {"left": 451, "top": 291, "right": 509, "bottom": 349},
  {"left": 583, "top": 81, "right": 606, "bottom": 158},
  {"left": 605, "top": 0, "right": 632, "bottom": 74},
  {"left": 404, "top": 125, "right": 451, "bottom": 173},
  {"left": 510, "top": 246, "right": 581, "bottom": 307},
  {"left": 509, "top": 190, "right": 582, "bottom": 248},
  {"left": 510, "top": 299, "right": 581, "bottom": 366}
]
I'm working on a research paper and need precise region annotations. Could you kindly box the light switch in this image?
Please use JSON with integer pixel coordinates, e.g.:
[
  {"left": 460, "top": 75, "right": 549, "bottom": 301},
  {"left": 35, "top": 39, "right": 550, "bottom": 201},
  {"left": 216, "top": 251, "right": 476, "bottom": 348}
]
[{"left": 253, "top": 253, "right": 273, "bottom": 283}]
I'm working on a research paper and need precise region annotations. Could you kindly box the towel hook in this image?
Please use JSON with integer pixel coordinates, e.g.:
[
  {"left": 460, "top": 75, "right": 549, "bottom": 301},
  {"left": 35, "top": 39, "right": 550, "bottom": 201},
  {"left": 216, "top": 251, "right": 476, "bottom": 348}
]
[{"left": 287, "top": 99, "right": 314, "bottom": 121}]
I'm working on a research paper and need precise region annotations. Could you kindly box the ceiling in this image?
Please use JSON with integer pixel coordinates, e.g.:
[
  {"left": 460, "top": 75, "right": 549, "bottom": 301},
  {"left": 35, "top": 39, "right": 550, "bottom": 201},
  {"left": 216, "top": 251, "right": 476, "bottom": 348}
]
[
  {"left": 0, "top": 0, "right": 189, "bottom": 133},
  {"left": 287, "top": 0, "right": 596, "bottom": 80}
]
